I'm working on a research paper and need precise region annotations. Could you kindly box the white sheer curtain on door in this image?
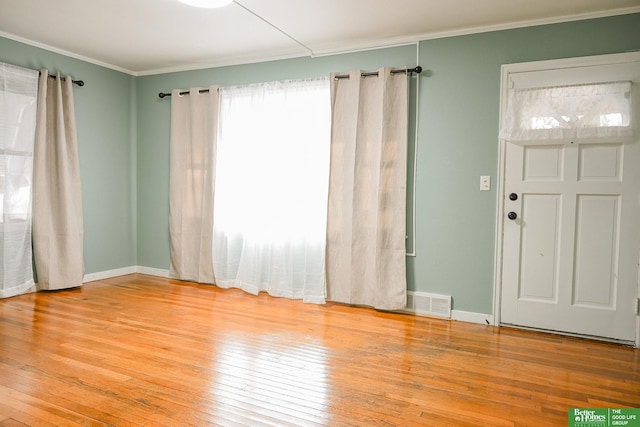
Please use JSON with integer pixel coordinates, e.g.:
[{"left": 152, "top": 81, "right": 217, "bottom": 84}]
[
  {"left": 0, "top": 63, "right": 38, "bottom": 298},
  {"left": 212, "top": 78, "right": 330, "bottom": 303},
  {"left": 169, "top": 87, "right": 218, "bottom": 284},
  {"left": 500, "top": 81, "right": 634, "bottom": 141},
  {"left": 33, "top": 71, "right": 84, "bottom": 290},
  {"left": 326, "top": 68, "right": 408, "bottom": 310}
]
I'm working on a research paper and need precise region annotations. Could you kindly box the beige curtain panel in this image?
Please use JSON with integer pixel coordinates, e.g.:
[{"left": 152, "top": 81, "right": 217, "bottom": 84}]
[
  {"left": 33, "top": 71, "right": 84, "bottom": 290},
  {"left": 326, "top": 68, "right": 409, "bottom": 310},
  {"left": 169, "top": 87, "right": 218, "bottom": 284}
]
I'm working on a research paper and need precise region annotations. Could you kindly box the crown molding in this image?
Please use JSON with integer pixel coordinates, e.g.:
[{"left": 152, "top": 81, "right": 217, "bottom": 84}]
[{"left": 3, "top": 6, "right": 639, "bottom": 77}]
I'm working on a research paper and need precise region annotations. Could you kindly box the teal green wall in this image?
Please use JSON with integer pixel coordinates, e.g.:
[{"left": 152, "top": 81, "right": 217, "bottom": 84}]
[
  {"left": 0, "top": 37, "right": 137, "bottom": 274},
  {"left": 3, "top": 13, "right": 639, "bottom": 313}
]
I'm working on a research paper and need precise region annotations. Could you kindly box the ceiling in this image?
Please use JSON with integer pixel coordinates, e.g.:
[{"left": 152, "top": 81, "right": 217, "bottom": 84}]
[{"left": 0, "top": 0, "right": 638, "bottom": 76}]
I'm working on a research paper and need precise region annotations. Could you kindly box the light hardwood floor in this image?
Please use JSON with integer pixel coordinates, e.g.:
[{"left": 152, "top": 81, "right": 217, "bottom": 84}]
[{"left": 0, "top": 274, "right": 638, "bottom": 426}]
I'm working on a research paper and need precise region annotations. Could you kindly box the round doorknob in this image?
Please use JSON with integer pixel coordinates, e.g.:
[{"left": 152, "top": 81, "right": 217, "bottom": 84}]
[
  {"left": 508, "top": 212, "right": 517, "bottom": 220},
  {"left": 509, "top": 193, "right": 518, "bottom": 201}
]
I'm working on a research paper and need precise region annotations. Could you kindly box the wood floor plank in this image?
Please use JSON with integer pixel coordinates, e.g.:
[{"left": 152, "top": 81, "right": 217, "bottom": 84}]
[{"left": 1, "top": 273, "right": 638, "bottom": 426}]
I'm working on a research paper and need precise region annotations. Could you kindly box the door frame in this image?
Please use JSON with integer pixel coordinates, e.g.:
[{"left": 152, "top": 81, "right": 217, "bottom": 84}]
[{"left": 492, "top": 51, "right": 640, "bottom": 347}]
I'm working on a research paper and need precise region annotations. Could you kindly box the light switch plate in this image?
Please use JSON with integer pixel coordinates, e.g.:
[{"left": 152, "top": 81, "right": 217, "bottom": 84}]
[{"left": 480, "top": 175, "right": 491, "bottom": 191}]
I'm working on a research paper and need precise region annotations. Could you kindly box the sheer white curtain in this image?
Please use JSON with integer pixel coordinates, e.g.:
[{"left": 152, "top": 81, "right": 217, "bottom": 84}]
[
  {"left": 326, "top": 68, "right": 408, "bottom": 310},
  {"left": 212, "top": 78, "right": 330, "bottom": 303},
  {"left": 501, "top": 81, "right": 634, "bottom": 141},
  {"left": 0, "top": 63, "right": 38, "bottom": 298},
  {"left": 33, "top": 71, "right": 84, "bottom": 290},
  {"left": 169, "top": 87, "right": 218, "bottom": 284}
]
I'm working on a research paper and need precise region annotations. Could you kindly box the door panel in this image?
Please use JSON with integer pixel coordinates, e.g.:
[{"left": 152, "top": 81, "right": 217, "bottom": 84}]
[
  {"left": 578, "top": 144, "right": 621, "bottom": 180},
  {"left": 524, "top": 146, "right": 563, "bottom": 181},
  {"left": 518, "top": 194, "right": 560, "bottom": 303},
  {"left": 573, "top": 195, "right": 619, "bottom": 309}
]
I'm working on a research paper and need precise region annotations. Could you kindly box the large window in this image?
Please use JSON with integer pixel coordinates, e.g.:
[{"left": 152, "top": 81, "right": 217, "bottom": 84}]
[{"left": 211, "top": 77, "right": 331, "bottom": 303}]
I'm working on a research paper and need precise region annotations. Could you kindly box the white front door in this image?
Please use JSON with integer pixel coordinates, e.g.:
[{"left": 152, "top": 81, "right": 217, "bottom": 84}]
[{"left": 499, "top": 55, "right": 640, "bottom": 343}]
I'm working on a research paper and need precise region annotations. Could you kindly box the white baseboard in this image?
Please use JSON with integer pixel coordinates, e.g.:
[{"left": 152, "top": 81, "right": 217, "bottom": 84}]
[
  {"left": 137, "top": 266, "right": 171, "bottom": 278},
  {"left": 451, "top": 310, "right": 494, "bottom": 325},
  {"left": 83, "top": 265, "right": 170, "bottom": 283},
  {"left": 83, "top": 266, "right": 138, "bottom": 283}
]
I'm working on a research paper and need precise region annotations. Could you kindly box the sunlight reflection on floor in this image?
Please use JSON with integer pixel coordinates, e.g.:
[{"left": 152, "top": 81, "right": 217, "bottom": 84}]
[{"left": 210, "top": 333, "right": 330, "bottom": 424}]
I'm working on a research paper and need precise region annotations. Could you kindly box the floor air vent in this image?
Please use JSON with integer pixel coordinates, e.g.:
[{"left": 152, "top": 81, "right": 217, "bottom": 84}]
[{"left": 404, "top": 291, "right": 452, "bottom": 318}]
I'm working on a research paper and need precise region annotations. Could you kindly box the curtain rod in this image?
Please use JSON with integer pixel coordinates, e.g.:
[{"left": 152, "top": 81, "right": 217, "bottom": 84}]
[
  {"left": 40, "top": 72, "right": 85, "bottom": 87},
  {"left": 333, "top": 66, "right": 422, "bottom": 80},
  {"left": 157, "top": 66, "right": 422, "bottom": 99}
]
